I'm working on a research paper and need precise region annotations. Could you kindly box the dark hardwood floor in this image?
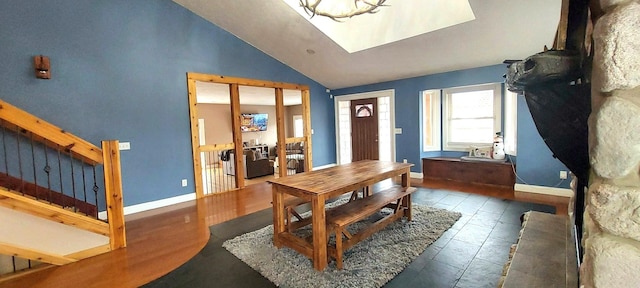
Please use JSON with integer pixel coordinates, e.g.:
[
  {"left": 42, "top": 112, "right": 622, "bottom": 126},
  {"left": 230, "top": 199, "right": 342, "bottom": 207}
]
[{"left": 0, "top": 178, "right": 568, "bottom": 288}]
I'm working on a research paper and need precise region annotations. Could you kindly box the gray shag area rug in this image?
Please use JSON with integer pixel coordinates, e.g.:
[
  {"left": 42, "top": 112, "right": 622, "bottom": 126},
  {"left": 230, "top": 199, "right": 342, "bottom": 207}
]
[{"left": 222, "top": 202, "right": 461, "bottom": 288}]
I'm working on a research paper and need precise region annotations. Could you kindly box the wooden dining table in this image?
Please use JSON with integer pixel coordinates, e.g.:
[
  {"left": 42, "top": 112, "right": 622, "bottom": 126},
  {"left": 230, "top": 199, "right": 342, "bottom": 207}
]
[{"left": 269, "top": 160, "right": 414, "bottom": 271}]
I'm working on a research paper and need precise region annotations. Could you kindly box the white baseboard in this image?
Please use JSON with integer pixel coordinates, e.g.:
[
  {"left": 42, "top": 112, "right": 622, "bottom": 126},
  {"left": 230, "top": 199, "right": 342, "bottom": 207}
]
[
  {"left": 98, "top": 193, "right": 196, "bottom": 220},
  {"left": 98, "top": 163, "right": 420, "bottom": 220},
  {"left": 410, "top": 172, "right": 423, "bottom": 179},
  {"left": 514, "top": 184, "right": 573, "bottom": 198},
  {"left": 313, "top": 163, "right": 337, "bottom": 170}
]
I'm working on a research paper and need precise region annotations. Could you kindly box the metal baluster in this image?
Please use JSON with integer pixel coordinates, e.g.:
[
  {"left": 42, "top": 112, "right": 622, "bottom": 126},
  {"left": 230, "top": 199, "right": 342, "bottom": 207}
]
[
  {"left": 217, "top": 151, "right": 223, "bottom": 193},
  {"left": 30, "top": 134, "right": 38, "bottom": 199},
  {"left": 92, "top": 166, "right": 99, "bottom": 218},
  {"left": 202, "top": 151, "right": 207, "bottom": 194},
  {"left": 43, "top": 143, "right": 52, "bottom": 204},
  {"left": 57, "top": 149, "right": 64, "bottom": 208},
  {"left": 68, "top": 151, "right": 77, "bottom": 213},
  {"left": 207, "top": 151, "right": 217, "bottom": 194},
  {"left": 2, "top": 122, "right": 9, "bottom": 183},
  {"left": 16, "top": 129, "right": 24, "bottom": 194},
  {"left": 11, "top": 256, "right": 16, "bottom": 273},
  {"left": 81, "top": 159, "right": 88, "bottom": 215}
]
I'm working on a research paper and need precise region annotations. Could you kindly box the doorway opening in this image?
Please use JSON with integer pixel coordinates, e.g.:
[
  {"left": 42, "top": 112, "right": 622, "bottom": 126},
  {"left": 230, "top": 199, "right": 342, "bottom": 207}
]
[
  {"left": 186, "top": 73, "right": 312, "bottom": 198},
  {"left": 334, "top": 89, "right": 395, "bottom": 165}
]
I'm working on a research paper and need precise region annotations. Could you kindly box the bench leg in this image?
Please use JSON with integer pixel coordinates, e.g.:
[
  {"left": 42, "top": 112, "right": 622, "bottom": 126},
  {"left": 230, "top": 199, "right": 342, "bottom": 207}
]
[
  {"left": 403, "top": 194, "right": 412, "bottom": 221},
  {"left": 335, "top": 228, "right": 344, "bottom": 270}
]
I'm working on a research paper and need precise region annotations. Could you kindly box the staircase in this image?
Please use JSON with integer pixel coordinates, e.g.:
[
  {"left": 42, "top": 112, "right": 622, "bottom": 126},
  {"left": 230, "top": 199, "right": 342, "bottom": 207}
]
[{"left": 0, "top": 99, "right": 125, "bottom": 281}]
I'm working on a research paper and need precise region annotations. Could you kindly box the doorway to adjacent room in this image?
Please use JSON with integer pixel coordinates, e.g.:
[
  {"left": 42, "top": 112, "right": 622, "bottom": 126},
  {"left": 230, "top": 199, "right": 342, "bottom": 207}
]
[{"left": 334, "top": 89, "right": 395, "bottom": 165}]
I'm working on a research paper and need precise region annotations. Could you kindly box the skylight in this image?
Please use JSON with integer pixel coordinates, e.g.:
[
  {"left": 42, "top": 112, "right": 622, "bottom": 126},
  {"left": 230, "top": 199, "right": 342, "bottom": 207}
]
[{"left": 281, "top": 0, "right": 476, "bottom": 53}]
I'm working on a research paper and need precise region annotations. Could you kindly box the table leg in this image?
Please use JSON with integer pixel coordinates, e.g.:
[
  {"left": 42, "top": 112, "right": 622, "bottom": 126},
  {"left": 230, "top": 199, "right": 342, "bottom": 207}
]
[
  {"left": 402, "top": 170, "right": 412, "bottom": 221},
  {"left": 311, "top": 195, "right": 327, "bottom": 271},
  {"left": 404, "top": 194, "right": 412, "bottom": 221},
  {"left": 401, "top": 171, "right": 409, "bottom": 187},
  {"left": 272, "top": 185, "right": 285, "bottom": 248}
]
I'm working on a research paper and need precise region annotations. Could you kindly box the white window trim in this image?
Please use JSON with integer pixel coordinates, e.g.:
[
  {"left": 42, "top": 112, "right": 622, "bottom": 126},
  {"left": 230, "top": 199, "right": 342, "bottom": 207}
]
[
  {"left": 442, "top": 83, "right": 502, "bottom": 151},
  {"left": 503, "top": 89, "right": 518, "bottom": 155},
  {"left": 422, "top": 90, "right": 441, "bottom": 152}
]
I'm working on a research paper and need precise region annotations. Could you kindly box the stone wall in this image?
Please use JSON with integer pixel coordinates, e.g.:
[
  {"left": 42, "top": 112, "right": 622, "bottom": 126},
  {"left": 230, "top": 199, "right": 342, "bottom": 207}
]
[{"left": 584, "top": 0, "right": 640, "bottom": 286}]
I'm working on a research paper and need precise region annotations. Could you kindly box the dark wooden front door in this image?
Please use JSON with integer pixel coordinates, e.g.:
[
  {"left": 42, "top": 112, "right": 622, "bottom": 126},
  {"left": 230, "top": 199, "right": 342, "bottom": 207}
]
[{"left": 351, "top": 98, "right": 379, "bottom": 161}]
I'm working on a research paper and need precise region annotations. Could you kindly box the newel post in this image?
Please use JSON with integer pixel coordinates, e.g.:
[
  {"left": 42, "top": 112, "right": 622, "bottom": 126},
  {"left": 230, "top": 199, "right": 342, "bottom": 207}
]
[{"left": 102, "top": 140, "right": 127, "bottom": 249}]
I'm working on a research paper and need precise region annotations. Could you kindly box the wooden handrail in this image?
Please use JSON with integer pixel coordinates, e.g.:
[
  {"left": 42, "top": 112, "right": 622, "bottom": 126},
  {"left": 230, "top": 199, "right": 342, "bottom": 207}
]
[
  {"left": 0, "top": 99, "right": 103, "bottom": 165},
  {"left": 0, "top": 100, "right": 127, "bottom": 270}
]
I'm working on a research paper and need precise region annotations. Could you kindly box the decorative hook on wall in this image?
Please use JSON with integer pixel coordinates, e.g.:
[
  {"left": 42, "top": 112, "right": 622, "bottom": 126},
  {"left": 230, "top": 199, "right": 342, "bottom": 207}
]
[{"left": 33, "top": 55, "right": 51, "bottom": 79}]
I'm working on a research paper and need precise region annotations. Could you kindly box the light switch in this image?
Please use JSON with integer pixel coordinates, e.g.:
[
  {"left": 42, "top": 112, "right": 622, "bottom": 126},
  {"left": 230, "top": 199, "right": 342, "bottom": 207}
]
[{"left": 394, "top": 128, "right": 402, "bottom": 134}]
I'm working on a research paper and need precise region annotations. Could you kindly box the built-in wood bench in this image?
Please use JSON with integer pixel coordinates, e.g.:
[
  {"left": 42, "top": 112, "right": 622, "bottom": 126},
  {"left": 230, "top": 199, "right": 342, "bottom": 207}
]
[
  {"left": 422, "top": 157, "right": 515, "bottom": 188},
  {"left": 325, "top": 186, "right": 417, "bottom": 269}
]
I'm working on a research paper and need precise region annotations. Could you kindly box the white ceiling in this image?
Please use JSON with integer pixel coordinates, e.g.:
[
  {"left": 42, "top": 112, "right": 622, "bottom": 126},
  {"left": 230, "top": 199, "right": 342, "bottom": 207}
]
[{"left": 175, "top": 0, "right": 561, "bottom": 90}]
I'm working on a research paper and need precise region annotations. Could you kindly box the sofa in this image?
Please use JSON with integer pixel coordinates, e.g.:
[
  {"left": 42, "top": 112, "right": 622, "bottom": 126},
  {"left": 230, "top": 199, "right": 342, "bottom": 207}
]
[{"left": 223, "top": 150, "right": 274, "bottom": 179}]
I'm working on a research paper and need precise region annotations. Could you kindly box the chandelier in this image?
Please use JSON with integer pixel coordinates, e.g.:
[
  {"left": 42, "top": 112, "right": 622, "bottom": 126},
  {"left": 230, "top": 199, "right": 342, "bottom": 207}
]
[{"left": 299, "top": 0, "right": 388, "bottom": 21}]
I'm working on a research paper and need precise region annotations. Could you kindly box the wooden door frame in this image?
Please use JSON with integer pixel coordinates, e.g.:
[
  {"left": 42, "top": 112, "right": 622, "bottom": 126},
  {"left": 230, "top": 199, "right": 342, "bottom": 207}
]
[
  {"left": 186, "top": 72, "right": 312, "bottom": 198},
  {"left": 333, "top": 89, "right": 396, "bottom": 165}
]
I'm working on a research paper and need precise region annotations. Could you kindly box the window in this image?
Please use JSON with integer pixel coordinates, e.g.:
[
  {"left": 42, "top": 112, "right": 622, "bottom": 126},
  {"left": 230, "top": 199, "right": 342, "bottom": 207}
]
[
  {"left": 503, "top": 89, "right": 518, "bottom": 155},
  {"left": 293, "top": 115, "right": 303, "bottom": 137},
  {"left": 443, "top": 83, "right": 501, "bottom": 151},
  {"left": 422, "top": 90, "right": 441, "bottom": 151}
]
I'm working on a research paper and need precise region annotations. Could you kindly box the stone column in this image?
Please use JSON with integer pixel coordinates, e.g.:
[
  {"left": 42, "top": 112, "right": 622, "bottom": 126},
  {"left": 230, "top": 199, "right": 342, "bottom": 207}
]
[{"left": 584, "top": 0, "right": 640, "bottom": 287}]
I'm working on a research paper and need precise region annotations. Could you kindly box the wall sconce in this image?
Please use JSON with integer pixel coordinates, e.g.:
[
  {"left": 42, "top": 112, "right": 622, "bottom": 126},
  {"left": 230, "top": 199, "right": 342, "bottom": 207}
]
[{"left": 33, "top": 55, "right": 51, "bottom": 79}]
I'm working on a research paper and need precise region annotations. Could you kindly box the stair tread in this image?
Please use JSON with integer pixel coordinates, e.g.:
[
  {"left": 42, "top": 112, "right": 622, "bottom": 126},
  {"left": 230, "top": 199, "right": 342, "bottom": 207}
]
[{"left": 0, "top": 206, "right": 109, "bottom": 256}]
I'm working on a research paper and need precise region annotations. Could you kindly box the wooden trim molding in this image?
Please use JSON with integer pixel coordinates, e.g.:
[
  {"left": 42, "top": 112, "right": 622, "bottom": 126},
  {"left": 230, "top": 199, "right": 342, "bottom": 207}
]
[
  {"left": 187, "top": 72, "right": 309, "bottom": 90},
  {"left": 0, "top": 241, "right": 77, "bottom": 265}
]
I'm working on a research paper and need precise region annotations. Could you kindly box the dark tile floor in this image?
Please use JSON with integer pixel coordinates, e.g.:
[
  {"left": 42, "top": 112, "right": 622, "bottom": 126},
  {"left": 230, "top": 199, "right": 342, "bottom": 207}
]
[{"left": 145, "top": 187, "right": 555, "bottom": 288}]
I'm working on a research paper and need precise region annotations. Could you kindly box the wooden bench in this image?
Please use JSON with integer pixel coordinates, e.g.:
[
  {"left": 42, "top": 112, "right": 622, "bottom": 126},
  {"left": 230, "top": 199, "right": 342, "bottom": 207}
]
[
  {"left": 325, "top": 186, "right": 417, "bottom": 269},
  {"left": 283, "top": 189, "right": 369, "bottom": 232}
]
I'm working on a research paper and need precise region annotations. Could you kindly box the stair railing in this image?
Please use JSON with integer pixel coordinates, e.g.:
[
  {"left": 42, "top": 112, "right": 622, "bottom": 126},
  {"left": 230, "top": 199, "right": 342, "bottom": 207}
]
[{"left": 0, "top": 99, "right": 125, "bottom": 270}]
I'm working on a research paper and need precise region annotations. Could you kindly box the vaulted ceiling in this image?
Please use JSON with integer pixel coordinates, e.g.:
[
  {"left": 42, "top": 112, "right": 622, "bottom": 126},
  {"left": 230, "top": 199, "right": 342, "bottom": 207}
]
[{"left": 174, "top": 0, "right": 561, "bottom": 90}]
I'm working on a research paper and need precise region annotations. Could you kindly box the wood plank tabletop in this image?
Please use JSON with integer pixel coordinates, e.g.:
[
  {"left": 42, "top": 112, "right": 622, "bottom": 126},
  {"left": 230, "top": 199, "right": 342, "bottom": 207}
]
[{"left": 268, "top": 160, "right": 413, "bottom": 195}]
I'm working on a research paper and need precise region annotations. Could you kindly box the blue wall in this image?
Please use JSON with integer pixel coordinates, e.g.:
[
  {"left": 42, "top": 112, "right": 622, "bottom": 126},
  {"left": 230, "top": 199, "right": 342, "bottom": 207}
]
[
  {"left": 0, "top": 0, "right": 336, "bottom": 206},
  {"left": 333, "top": 65, "right": 570, "bottom": 188}
]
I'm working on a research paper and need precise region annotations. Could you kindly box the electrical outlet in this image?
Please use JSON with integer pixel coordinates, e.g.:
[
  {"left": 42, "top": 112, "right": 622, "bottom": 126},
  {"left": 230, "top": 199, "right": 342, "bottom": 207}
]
[
  {"left": 118, "top": 142, "right": 131, "bottom": 150},
  {"left": 181, "top": 179, "right": 188, "bottom": 187},
  {"left": 403, "top": 159, "right": 407, "bottom": 163},
  {"left": 559, "top": 171, "right": 568, "bottom": 180}
]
